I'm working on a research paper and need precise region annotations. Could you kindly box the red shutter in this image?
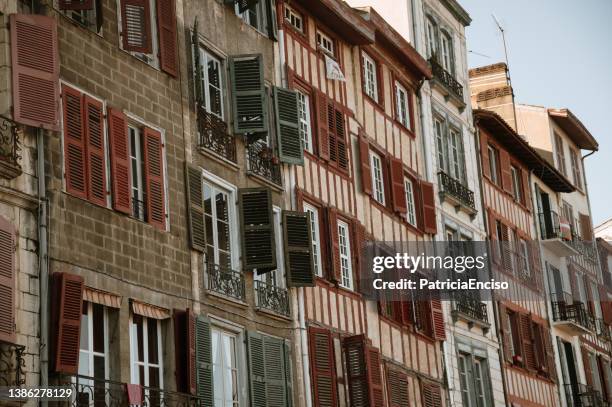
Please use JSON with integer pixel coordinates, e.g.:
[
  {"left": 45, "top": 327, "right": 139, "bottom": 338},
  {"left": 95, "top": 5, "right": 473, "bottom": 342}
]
[
  {"left": 120, "top": 0, "right": 152, "bottom": 53},
  {"left": 420, "top": 181, "right": 437, "bottom": 234},
  {"left": 366, "top": 346, "right": 384, "bottom": 407},
  {"left": 83, "top": 95, "right": 107, "bottom": 207},
  {"left": 600, "top": 286, "right": 612, "bottom": 324},
  {"left": 157, "top": 0, "right": 178, "bottom": 76},
  {"left": 387, "top": 368, "right": 409, "bottom": 407},
  {"left": 421, "top": 382, "right": 443, "bottom": 407},
  {"left": 315, "top": 92, "right": 330, "bottom": 160},
  {"left": 344, "top": 335, "right": 369, "bottom": 407},
  {"left": 579, "top": 213, "right": 593, "bottom": 241},
  {"left": 0, "top": 217, "right": 16, "bottom": 344},
  {"left": 52, "top": 272, "right": 84, "bottom": 374},
  {"left": 584, "top": 275, "right": 595, "bottom": 315},
  {"left": 10, "top": 14, "right": 59, "bottom": 130},
  {"left": 309, "top": 327, "right": 338, "bottom": 407},
  {"left": 500, "top": 150, "right": 513, "bottom": 194},
  {"left": 352, "top": 221, "right": 367, "bottom": 294},
  {"left": 499, "top": 304, "right": 513, "bottom": 362},
  {"left": 107, "top": 108, "right": 132, "bottom": 214},
  {"left": 327, "top": 207, "right": 340, "bottom": 282},
  {"left": 143, "top": 127, "right": 166, "bottom": 230},
  {"left": 62, "top": 85, "right": 88, "bottom": 200},
  {"left": 582, "top": 347, "right": 593, "bottom": 387},
  {"left": 59, "top": 0, "right": 93, "bottom": 10},
  {"left": 389, "top": 158, "right": 407, "bottom": 214},
  {"left": 519, "top": 313, "right": 536, "bottom": 371},
  {"left": 543, "top": 327, "right": 556, "bottom": 380},
  {"left": 359, "top": 131, "right": 372, "bottom": 196},
  {"left": 173, "top": 309, "right": 196, "bottom": 394},
  {"left": 521, "top": 169, "right": 531, "bottom": 210},
  {"left": 488, "top": 210, "right": 500, "bottom": 265},
  {"left": 598, "top": 356, "right": 611, "bottom": 402},
  {"left": 334, "top": 109, "right": 349, "bottom": 170},
  {"left": 430, "top": 296, "right": 445, "bottom": 340},
  {"left": 480, "top": 130, "right": 490, "bottom": 179}
]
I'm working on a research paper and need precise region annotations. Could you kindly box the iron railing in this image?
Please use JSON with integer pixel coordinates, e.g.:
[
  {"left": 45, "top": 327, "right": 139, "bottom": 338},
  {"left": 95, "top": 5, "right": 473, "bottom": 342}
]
[
  {"left": 571, "top": 234, "right": 598, "bottom": 261},
  {"left": 429, "top": 57, "right": 464, "bottom": 100},
  {"left": 551, "top": 300, "right": 595, "bottom": 331},
  {"left": 206, "top": 261, "right": 245, "bottom": 301},
  {"left": 0, "top": 114, "right": 22, "bottom": 179},
  {"left": 246, "top": 141, "right": 282, "bottom": 186},
  {"left": 141, "top": 384, "right": 202, "bottom": 407},
  {"left": 438, "top": 170, "right": 475, "bottom": 210},
  {"left": 132, "top": 197, "right": 147, "bottom": 222},
  {"left": 453, "top": 292, "right": 488, "bottom": 324},
  {"left": 255, "top": 280, "right": 290, "bottom": 316},
  {"left": 0, "top": 342, "right": 25, "bottom": 387},
  {"left": 197, "top": 107, "right": 236, "bottom": 163},
  {"left": 564, "top": 383, "right": 609, "bottom": 407},
  {"left": 595, "top": 318, "right": 611, "bottom": 342}
]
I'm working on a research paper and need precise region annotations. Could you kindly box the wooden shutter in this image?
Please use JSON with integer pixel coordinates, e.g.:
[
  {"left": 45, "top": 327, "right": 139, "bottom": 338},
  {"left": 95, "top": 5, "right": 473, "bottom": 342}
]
[
  {"left": 500, "top": 150, "right": 513, "bottom": 194},
  {"left": 107, "top": 108, "right": 132, "bottom": 214},
  {"left": 10, "top": 14, "right": 59, "bottom": 130},
  {"left": 583, "top": 275, "right": 595, "bottom": 315},
  {"left": 601, "top": 286, "right": 612, "bottom": 324},
  {"left": 59, "top": 0, "right": 93, "bottom": 10},
  {"left": 157, "top": 0, "right": 178, "bottom": 76},
  {"left": 274, "top": 87, "right": 303, "bottom": 165},
  {"left": 334, "top": 108, "right": 348, "bottom": 171},
  {"left": 120, "top": 0, "right": 152, "bottom": 53},
  {"left": 479, "top": 130, "right": 490, "bottom": 179},
  {"left": 543, "top": 327, "right": 556, "bottom": 380},
  {"left": 521, "top": 169, "right": 531, "bottom": 210},
  {"left": 309, "top": 327, "right": 338, "bottom": 407},
  {"left": 366, "top": 346, "right": 384, "bottom": 407},
  {"left": 389, "top": 157, "right": 407, "bottom": 214},
  {"left": 143, "top": 127, "right": 166, "bottom": 230},
  {"left": 0, "top": 217, "right": 15, "bottom": 344},
  {"left": 352, "top": 221, "right": 368, "bottom": 295},
  {"left": 519, "top": 313, "right": 536, "bottom": 371},
  {"left": 283, "top": 211, "right": 315, "bottom": 287},
  {"left": 326, "top": 207, "right": 340, "bottom": 281},
  {"left": 248, "top": 331, "right": 287, "bottom": 406},
  {"left": 195, "top": 315, "right": 213, "bottom": 406},
  {"left": 62, "top": 85, "right": 88, "bottom": 200},
  {"left": 185, "top": 163, "right": 206, "bottom": 252},
  {"left": 174, "top": 309, "right": 196, "bottom": 395},
  {"left": 247, "top": 331, "right": 267, "bottom": 405},
  {"left": 84, "top": 95, "right": 107, "bottom": 207},
  {"left": 499, "top": 304, "right": 513, "bottom": 362},
  {"left": 420, "top": 181, "right": 437, "bottom": 234},
  {"left": 52, "top": 272, "right": 84, "bottom": 374},
  {"left": 284, "top": 342, "right": 294, "bottom": 407},
  {"left": 239, "top": 188, "right": 276, "bottom": 271},
  {"left": 344, "top": 335, "right": 369, "bottom": 407},
  {"left": 315, "top": 91, "right": 330, "bottom": 160},
  {"left": 582, "top": 347, "right": 593, "bottom": 387},
  {"left": 579, "top": 213, "right": 593, "bottom": 241},
  {"left": 359, "top": 131, "right": 372, "bottom": 196},
  {"left": 598, "top": 357, "right": 612, "bottom": 402},
  {"left": 421, "top": 382, "right": 443, "bottom": 407},
  {"left": 229, "top": 54, "right": 267, "bottom": 134},
  {"left": 387, "top": 368, "right": 409, "bottom": 407},
  {"left": 430, "top": 296, "right": 446, "bottom": 340}
]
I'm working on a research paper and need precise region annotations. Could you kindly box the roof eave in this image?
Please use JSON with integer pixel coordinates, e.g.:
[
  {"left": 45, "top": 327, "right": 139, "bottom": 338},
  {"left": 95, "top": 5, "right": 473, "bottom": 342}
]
[{"left": 548, "top": 109, "right": 599, "bottom": 151}]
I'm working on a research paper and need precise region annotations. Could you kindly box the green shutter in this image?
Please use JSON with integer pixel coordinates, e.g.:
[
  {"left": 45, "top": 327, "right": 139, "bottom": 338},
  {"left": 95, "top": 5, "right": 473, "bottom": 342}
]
[
  {"left": 185, "top": 162, "right": 206, "bottom": 252},
  {"left": 192, "top": 19, "right": 203, "bottom": 106},
  {"left": 274, "top": 87, "right": 303, "bottom": 165},
  {"left": 283, "top": 211, "right": 315, "bottom": 286},
  {"left": 247, "top": 331, "right": 289, "bottom": 407},
  {"left": 239, "top": 188, "right": 276, "bottom": 271},
  {"left": 195, "top": 315, "right": 213, "bottom": 406},
  {"left": 284, "top": 341, "right": 293, "bottom": 407},
  {"left": 230, "top": 54, "right": 267, "bottom": 134},
  {"left": 248, "top": 331, "right": 267, "bottom": 407},
  {"left": 266, "top": 0, "right": 278, "bottom": 41}
]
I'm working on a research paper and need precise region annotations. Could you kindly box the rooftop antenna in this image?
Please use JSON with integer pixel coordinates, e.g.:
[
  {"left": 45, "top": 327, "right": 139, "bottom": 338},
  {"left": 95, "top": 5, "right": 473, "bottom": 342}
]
[
  {"left": 469, "top": 50, "right": 491, "bottom": 58},
  {"left": 492, "top": 13, "right": 518, "bottom": 130}
]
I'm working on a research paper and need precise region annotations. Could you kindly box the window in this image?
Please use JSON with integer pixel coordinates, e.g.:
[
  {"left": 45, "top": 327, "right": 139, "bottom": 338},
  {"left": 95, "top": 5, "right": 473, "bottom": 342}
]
[
  {"left": 435, "top": 117, "right": 445, "bottom": 170},
  {"left": 473, "top": 358, "right": 488, "bottom": 406},
  {"left": 316, "top": 30, "right": 334, "bottom": 56},
  {"left": 434, "top": 114, "right": 466, "bottom": 183},
  {"left": 118, "top": 0, "right": 159, "bottom": 67},
  {"left": 255, "top": 208, "right": 285, "bottom": 288},
  {"left": 488, "top": 145, "right": 499, "bottom": 185},
  {"left": 510, "top": 166, "right": 522, "bottom": 202},
  {"left": 570, "top": 148, "right": 583, "bottom": 189},
  {"left": 508, "top": 311, "right": 521, "bottom": 359},
  {"left": 337, "top": 220, "right": 353, "bottom": 290},
  {"left": 362, "top": 52, "right": 378, "bottom": 102},
  {"left": 78, "top": 302, "right": 108, "bottom": 396},
  {"left": 212, "top": 327, "right": 240, "bottom": 407},
  {"left": 61, "top": 0, "right": 102, "bottom": 33},
  {"left": 130, "top": 315, "right": 163, "bottom": 391},
  {"left": 404, "top": 177, "right": 416, "bottom": 226},
  {"left": 284, "top": 5, "right": 303, "bottom": 32},
  {"left": 203, "top": 179, "right": 234, "bottom": 269},
  {"left": 235, "top": 1, "right": 269, "bottom": 35},
  {"left": 370, "top": 151, "right": 385, "bottom": 205},
  {"left": 304, "top": 203, "right": 322, "bottom": 277},
  {"left": 458, "top": 353, "right": 491, "bottom": 407},
  {"left": 426, "top": 18, "right": 437, "bottom": 58},
  {"left": 197, "top": 48, "right": 224, "bottom": 119},
  {"left": 129, "top": 125, "right": 146, "bottom": 221},
  {"left": 518, "top": 239, "right": 530, "bottom": 277},
  {"left": 448, "top": 127, "right": 463, "bottom": 181},
  {"left": 296, "top": 90, "right": 313, "bottom": 153},
  {"left": 554, "top": 132, "right": 567, "bottom": 176},
  {"left": 395, "top": 82, "right": 411, "bottom": 129},
  {"left": 440, "top": 32, "right": 453, "bottom": 72}
]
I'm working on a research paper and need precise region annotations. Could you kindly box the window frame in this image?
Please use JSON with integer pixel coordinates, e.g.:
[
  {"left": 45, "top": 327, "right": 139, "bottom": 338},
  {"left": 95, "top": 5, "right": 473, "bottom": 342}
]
[
  {"left": 303, "top": 203, "right": 323, "bottom": 278},
  {"left": 361, "top": 51, "right": 379, "bottom": 103},
  {"left": 117, "top": 0, "right": 160, "bottom": 68},
  {"left": 510, "top": 165, "right": 522, "bottom": 202},
  {"left": 369, "top": 151, "right": 386, "bottom": 206},
  {"left": 283, "top": 4, "right": 304, "bottom": 34},
  {"left": 128, "top": 124, "right": 146, "bottom": 221},
  {"left": 78, "top": 301, "right": 109, "bottom": 380},
  {"left": 60, "top": 0, "right": 103, "bottom": 33},
  {"left": 553, "top": 132, "right": 567, "bottom": 176},
  {"left": 487, "top": 145, "right": 500, "bottom": 186},
  {"left": 404, "top": 177, "right": 417, "bottom": 227},
  {"left": 211, "top": 325, "right": 242, "bottom": 407},
  {"left": 394, "top": 81, "right": 412, "bottom": 130},
  {"left": 337, "top": 220, "right": 353, "bottom": 290},
  {"left": 197, "top": 47, "right": 225, "bottom": 120},
  {"left": 254, "top": 207, "right": 286, "bottom": 288},
  {"left": 439, "top": 30, "right": 454, "bottom": 73},
  {"left": 235, "top": 0, "right": 270, "bottom": 36},
  {"left": 129, "top": 314, "right": 164, "bottom": 390},
  {"left": 425, "top": 17, "right": 438, "bottom": 59},
  {"left": 570, "top": 148, "right": 583, "bottom": 190},
  {"left": 316, "top": 29, "right": 335, "bottom": 57},
  {"left": 295, "top": 88, "right": 313, "bottom": 154}
]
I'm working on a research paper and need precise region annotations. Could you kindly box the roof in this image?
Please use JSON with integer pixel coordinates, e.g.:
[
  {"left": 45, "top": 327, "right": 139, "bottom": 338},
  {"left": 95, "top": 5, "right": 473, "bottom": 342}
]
[
  {"left": 440, "top": 0, "right": 471, "bottom": 26},
  {"left": 473, "top": 109, "right": 575, "bottom": 193},
  {"left": 548, "top": 108, "right": 599, "bottom": 151},
  {"left": 469, "top": 62, "right": 507, "bottom": 78}
]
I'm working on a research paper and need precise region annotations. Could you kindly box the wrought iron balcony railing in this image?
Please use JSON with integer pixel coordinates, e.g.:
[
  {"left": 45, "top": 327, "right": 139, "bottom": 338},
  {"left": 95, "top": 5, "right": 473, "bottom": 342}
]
[
  {"left": 206, "top": 261, "right": 245, "bottom": 302},
  {"left": 0, "top": 115, "right": 22, "bottom": 179},
  {"left": 571, "top": 234, "right": 598, "bottom": 261},
  {"left": 246, "top": 141, "right": 282, "bottom": 186},
  {"left": 255, "top": 280, "right": 290, "bottom": 317},
  {"left": 0, "top": 342, "right": 25, "bottom": 387},
  {"left": 132, "top": 197, "right": 147, "bottom": 222},
  {"left": 197, "top": 107, "right": 236, "bottom": 163},
  {"left": 596, "top": 318, "right": 611, "bottom": 342},
  {"left": 428, "top": 57, "right": 464, "bottom": 101},
  {"left": 438, "top": 170, "right": 476, "bottom": 212},
  {"left": 453, "top": 292, "right": 488, "bottom": 324},
  {"left": 564, "top": 383, "right": 609, "bottom": 407},
  {"left": 551, "top": 300, "right": 595, "bottom": 331},
  {"left": 141, "top": 384, "right": 202, "bottom": 407}
]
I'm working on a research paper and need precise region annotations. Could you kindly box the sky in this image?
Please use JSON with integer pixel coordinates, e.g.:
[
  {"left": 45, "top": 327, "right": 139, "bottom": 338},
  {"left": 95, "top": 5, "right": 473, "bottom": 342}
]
[{"left": 460, "top": 0, "right": 612, "bottom": 226}]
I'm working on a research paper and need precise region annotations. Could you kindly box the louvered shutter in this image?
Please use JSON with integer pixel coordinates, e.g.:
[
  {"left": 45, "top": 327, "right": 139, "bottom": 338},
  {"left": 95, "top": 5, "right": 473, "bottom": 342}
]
[
  {"left": 579, "top": 213, "right": 593, "bottom": 241},
  {"left": 499, "top": 304, "right": 513, "bottom": 362},
  {"left": 500, "top": 150, "right": 513, "bottom": 194},
  {"left": 263, "top": 335, "right": 287, "bottom": 407},
  {"left": 569, "top": 264, "right": 579, "bottom": 303},
  {"left": 52, "top": 272, "right": 84, "bottom": 374},
  {"left": 185, "top": 163, "right": 206, "bottom": 252},
  {"left": 309, "top": 327, "right": 338, "bottom": 407},
  {"left": 230, "top": 54, "right": 267, "bottom": 134},
  {"left": 387, "top": 369, "right": 409, "bottom": 407},
  {"left": 0, "top": 217, "right": 15, "bottom": 344},
  {"left": 143, "top": 127, "right": 166, "bottom": 230},
  {"left": 107, "top": 108, "right": 132, "bottom": 214},
  {"left": 274, "top": 87, "right": 303, "bottom": 165},
  {"left": 239, "top": 188, "right": 276, "bottom": 271},
  {"left": 352, "top": 222, "right": 368, "bottom": 295},
  {"left": 430, "top": 296, "right": 446, "bottom": 340},
  {"left": 600, "top": 286, "right": 612, "bottom": 324},
  {"left": 359, "top": 131, "right": 372, "bottom": 195},
  {"left": 284, "top": 342, "right": 293, "bottom": 407},
  {"left": 366, "top": 347, "right": 384, "bottom": 407},
  {"left": 334, "top": 108, "right": 348, "bottom": 170},
  {"left": 173, "top": 309, "right": 196, "bottom": 394},
  {"left": 389, "top": 157, "right": 407, "bottom": 214},
  {"left": 195, "top": 315, "right": 213, "bottom": 406},
  {"left": 283, "top": 211, "right": 315, "bottom": 287},
  {"left": 62, "top": 85, "right": 88, "bottom": 200},
  {"left": 582, "top": 347, "right": 593, "bottom": 387},
  {"left": 487, "top": 209, "right": 500, "bottom": 265},
  {"left": 315, "top": 92, "right": 330, "bottom": 160},
  {"left": 521, "top": 170, "right": 531, "bottom": 210},
  {"left": 421, "top": 382, "right": 442, "bottom": 407},
  {"left": 84, "top": 95, "right": 107, "bottom": 207},
  {"left": 59, "top": 0, "right": 93, "bottom": 10},
  {"left": 500, "top": 224, "right": 512, "bottom": 273},
  {"left": 326, "top": 207, "right": 341, "bottom": 281},
  {"left": 519, "top": 313, "right": 536, "bottom": 370},
  {"left": 543, "top": 327, "right": 556, "bottom": 380},
  {"left": 120, "top": 0, "right": 152, "bottom": 53},
  {"left": 583, "top": 275, "right": 595, "bottom": 315},
  {"left": 344, "top": 335, "right": 369, "bottom": 407},
  {"left": 10, "top": 14, "right": 59, "bottom": 130},
  {"left": 480, "top": 131, "right": 490, "bottom": 179},
  {"left": 248, "top": 331, "right": 267, "bottom": 406},
  {"left": 420, "top": 181, "right": 437, "bottom": 234},
  {"left": 157, "top": 0, "right": 178, "bottom": 76},
  {"left": 598, "top": 357, "right": 612, "bottom": 402}
]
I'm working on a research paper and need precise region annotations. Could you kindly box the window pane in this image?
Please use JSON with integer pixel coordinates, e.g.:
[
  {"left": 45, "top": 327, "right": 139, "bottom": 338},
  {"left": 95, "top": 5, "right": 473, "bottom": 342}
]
[
  {"left": 80, "top": 302, "right": 89, "bottom": 351},
  {"left": 92, "top": 304, "right": 104, "bottom": 353},
  {"left": 93, "top": 355, "right": 105, "bottom": 379},
  {"left": 204, "top": 184, "right": 213, "bottom": 214},
  {"left": 147, "top": 319, "right": 159, "bottom": 364},
  {"left": 78, "top": 350, "right": 89, "bottom": 376},
  {"left": 134, "top": 315, "right": 144, "bottom": 362}
]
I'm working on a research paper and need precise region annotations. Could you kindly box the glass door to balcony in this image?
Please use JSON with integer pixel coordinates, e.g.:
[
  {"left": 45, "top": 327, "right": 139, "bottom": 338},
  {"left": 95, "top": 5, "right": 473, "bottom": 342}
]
[{"left": 558, "top": 338, "right": 580, "bottom": 406}]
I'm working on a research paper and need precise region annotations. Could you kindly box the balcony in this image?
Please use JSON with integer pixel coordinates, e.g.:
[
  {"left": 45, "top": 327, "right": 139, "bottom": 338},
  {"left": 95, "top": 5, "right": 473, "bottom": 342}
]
[
  {"left": 551, "top": 297, "right": 594, "bottom": 335},
  {"left": 595, "top": 318, "right": 611, "bottom": 343},
  {"left": 565, "top": 383, "right": 609, "bottom": 407},
  {"left": 0, "top": 115, "right": 22, "bottom": 179},
  {"left": 246, "top": 141, "right": 282, "bottom": 187},
  {"left": 538, "top": 211, "right": 580, "bottom": 257},
  {"left": 255, "top": 280, "right": 290, "bottom": 317},
  {"left": 452, "top": 292, "right": 489, "bottom": 331},
  {"left": 197, "top": 107, "right": 236, "bottom": 164},
  {"left": 438, "top": 171, "right": 477, "bottom": 217},
  {"left": 0, "top": 342, "right": 25, "bottom": 387},
  {"left": 205, "top": 261, "right": 245, "bottom": 302},
  {"left": 428, "top": 57, "right": 465, "bottom": 110}
]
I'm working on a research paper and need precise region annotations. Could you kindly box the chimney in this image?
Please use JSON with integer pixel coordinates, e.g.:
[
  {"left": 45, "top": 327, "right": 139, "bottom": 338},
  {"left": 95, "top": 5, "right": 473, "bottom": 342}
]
[{"left": 469, "top": 63, "right": 517, "bottom": 130}]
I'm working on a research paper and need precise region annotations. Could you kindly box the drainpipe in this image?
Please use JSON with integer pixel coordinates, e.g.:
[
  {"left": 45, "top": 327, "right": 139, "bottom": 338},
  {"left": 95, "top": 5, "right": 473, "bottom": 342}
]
[{"left": 37, "top": 127, "right": 49, "bottom": 407}]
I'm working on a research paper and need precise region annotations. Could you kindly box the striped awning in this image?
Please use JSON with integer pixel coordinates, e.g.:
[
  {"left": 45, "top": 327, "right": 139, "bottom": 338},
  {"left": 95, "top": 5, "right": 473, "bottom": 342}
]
[
  {"left": 131, "top": 300, "right": 171, "bottom": 320},
  {"left": 83, "top": 286, "right": 122, "bottom": 308}
]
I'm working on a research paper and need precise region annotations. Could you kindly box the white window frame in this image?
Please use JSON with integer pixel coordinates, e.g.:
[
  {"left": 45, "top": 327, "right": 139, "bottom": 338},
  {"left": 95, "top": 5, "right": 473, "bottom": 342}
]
[
  {"left": 337, "top": 220, "right": 353, "bottom": 290},
  {"left": 211, "top": 326, "right": 241, "bottom": 407},
  {"left": 434, "top": 117, "right": 445, "bottom": 170},
  {"left": 61, "top": 0, "right": 101, "bottom": 33},
  {"left": 284, "top": 5, "right": 303, "bottom": 33},
  {"left": 395, "top": 82, "right": 411, "bottom": 129},
  {"left": 129, "top": 314, "right": 164, "bottom": 390},
  {"left": 488, "top": 145, "right": 499, "bottom": 185},
  {"left": 128, "top": 124, "right": 145, "bottom": 221},
  {"left": 570, "top": 148, "right": 582, "bottom": 189},
  {"left": 511, "top": 166, "right": 522, "bottom": 201},
  {"left": 316, "top": 30, "right": 334, "bottom": 56},
  {"left": 426, "top": 18, "right": 437, "bottom": 59},
  {"left": 78, "top": 301, "right": 109, "bottom": 377},
  {"left": 304, "top": 203, "right": 322, "bottom": 277},
  {"left": 370, "top": 151, "right": 385, "bottom": 205},
  {"left": 404, "top": 177, "right": 416, "bottom": 227},
  {"left": 117, "top": 0, "right": 160, "bottom": 68},
  {"left": 296, "top": 90, "right": 313, "bottom": 153},
  {"left": 236, "top": 1, "right": 269, "bottom": 35},
  {"left": 519, "top": 239, "right": 530, "bottom": 277},
  {"left": 440, "top": 31, "right": 453, "bottom": 72},
  {"left": 197, "top": 47, "right": 225, "bottom": 120},
  {"left": 362, "top": 52, "right": 378, "bottom": 102},
  {"left": 448, "top": 127, "right": 462, "bottom": 181}
]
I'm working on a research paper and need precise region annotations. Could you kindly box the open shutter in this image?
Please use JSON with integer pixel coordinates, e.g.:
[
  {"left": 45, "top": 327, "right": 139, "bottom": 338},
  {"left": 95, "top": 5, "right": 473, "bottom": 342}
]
[
  {"left": 157, "top": 0, "right": 178, "bottom": 76},
  {"left": 59, "top": 0, "right": 93, "bottom": 10},
  {"left": 601, "top": 286, "right": 612, "bottom": 324},
  {"left": 186, "top": 163, "right": 206, "bottom": 252},
  {"left": 387, "top": 369, "right": 409, "bottom": 407},
  {"left": 430, "top": 297, "right": 446, "bottom": 340},
  {"left": 10, "top": 14, "right": 59, "bottom": 130},
  {"left": 579, "top": 213, "right": 593, "bottom": 241},
  {"left": 519, "top": 313, "right": 536, "bottom": 371},
  {"left": 143, "top": 127, "right": 166, "bottom": 230},
  {"left": 389, "top": 157, "right": 407, "bottom": 214},
  {"left": 309, "top": 327, "right": 338, "bottom": 407},
  {"left": 500, "top": 150, "right": 513, "bottom": 194},
  {"left": 0, "top": 217, "right": 15, "bottom": 344},
  {"left": 352, "top": 222, "right": 368, "bottom": 295},
  {"left": 84, "top": 95, "right": 107, "bottom": 206},
  {"left": 359, "top": 131, "right": 372, "bottom": 196},
  {"left": 195, "top": 315, "right": 213, "bottom": 406},
  {"left": 263, "top": 335, "right": 287, "bottom": 406},
  {"left": 174, "top": 309, "right": 196, "bottom": 394},
  {"left": 230, "top": 54, "right": 267, "bottom": 134},
  {"left": 247, "top": 331, "right": 267, "bottom": 406},
  {"left": 52, "top": 272, "right": 84, "bottom": 374},
  {"left": 420, "top": 181, "right": 437, "bottom": 234},
  {"left": 543, "top": 327, "right": 556, "bottom": 380},
  {"left": 521, "top": 169, "right": 531, "bottom": 210},
  {"left": 239, "top": 188, "right": 276, "bottom": 271},
  {"left": 326, "top": 207, "right": 340, "bottom": 281},
  {"left": 366, "top": 346, "right": 384, "bottom": 407},
  {"left": 274, "top": 87, "right": 303, "bottom": 164},
  {"left": 107, "top": 108, "right": 132, "bottom": 214},
  {"left": 583, "top": 275, "right": 594, "bottom": 315},
  {"left": 480, "top": 131, "right": 490, "bottom": 179},
  {"left": 499, "top": 304, "right": 513, "bottom": 362},
  {"left": 283, "top": 211, "right": 315, "bottom": 287},
  {"left": 315, "top": 91, "right": 330, "bottom": 160},
  {"left": 334, "top": 108, "right": 348, "bottom": 170},
  {"left": 120, "top": 0, "right": 152, "bottom": 53},
  {"left": 284, "top": 342, "right": 293, "bottom": 407},
  {"left": 62, "top": 85, "right": 88, "bottom": 200},
  {"left": 582, "top": 348, "right": 593, "bottom": 387},
  {"left": 421, "top": 382, "right": 443, "bottom": 407},
  {"left": 344, "top": 335, "right": 369, "bottom": 407}
]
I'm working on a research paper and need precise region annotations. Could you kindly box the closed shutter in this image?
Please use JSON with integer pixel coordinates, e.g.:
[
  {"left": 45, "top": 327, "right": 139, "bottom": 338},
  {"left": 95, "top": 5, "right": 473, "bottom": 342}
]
[
  {"left": 599, "top": 357, "right": 612, "bottom": 402},
  {"left": 334, "top": 108, "right": 348, "bottom": 171},
  {"left": 543, "top": 327, "right": 556, "bottom": 380},
  {"left": 389, "top": 158, "right": 407, "bottom": 214},
  {"left": 309, "top": 327, "right": 337, "bottom": 407},
  {"left": 143, "top": 127, "right": 166, "bottom": 230},
  {"left": 420, "top": 181, "right": 437, "bottom": 234},
  {"left": 487, "top": 210, "right": 500, "bottom": 265},
  {"left": 120, "top": 0, "right": 152, "bottom": 53},
  {"left": 326, "top": 207, "right": 340, "bottom": 281},
  {"left": 84, "top": 95, "right": 107, "bottom": 206},
  {"left": 284, "top": 342, "right": 293, "bottom": 407},
  {"left": 600, "top": 286, "right": 612, "bottom": 324},
  {"left": 359, "top": 131, "right": 372, "bottom": 195},
  {"left": 230, "top": 54, "right": 267, "bottom": 134},
  {"left": 366, "top": 346, "right": 384, "bottom": 407},
  {"left": 344, "top": 335, "right": 369, "bottom": 407},
  {"left": 579, "top": 213, "right": 593, "bottom": 241},
  {"left": 62, "top": 85, "right": 88, "bottom": 200},
  {"left": 531, "top": 323, "right": 545, "bottom": 372},
  {"left": 519, "top": 313, "right": 536, "bottom": 371},
  {"left": 247, "top": 332, "right": 288, "bottom": 407},
  {"left": 185, "top": 163, "right": 206, "bottom": 252},
  {"left": 582, "top": 347, "right": 593, "bottom": 387},
  {"left": 157, "top": 0, "right": 178, "bottom": 76},
  {"left": 283, "top": 211, "right": 315, "bottom": 287},
  {"left": 0, "top": 217, "right": 15, "bottom": 344},
  {"left": 59, "top": 0, "right": 93, "bottom": 10},
  {"left": 239, "top": 188, "right": 276, "bottom": 271},
  {"left": 387, "top": 369, "right": 409, "bottom": 407},
  {"left": 10, "top": 14, "right": 59, "bottom": 130},
  {"left": 500, "top": 224, "right": 512, "bottom": 273},
  {"left": 107, "top": 108, "right": 132, "bottom": 214},
  {"left": 430, "top": 296, "right": 446, "bottom": 340},
  {"left": 52, "top": 272, "right": 84, "bottom": 374},
  {"left": 521, "top": 170, "right": 531, "bottom": 210},
  {"left": 480, "top": 131, "right": 490, "bottom": 179},
  {"left": 274, "top": 87, "right": 303, "bottom": 164},
  {"left": 352, "top": 222, "right": 368, "bottom": 295},
  {"left": 421, "top": 382, "right": 443, "bottom": 407},
  {"left": 173, "top": 309, "right": 196, "bottom": 394},
  {"left": 499, "top": 304, "right": 513, "bottom": 362},
  {"left": 315, "top": 92, "right": 330, "bottom": 160},
  {"left": 528, "top": 241, "right": 542, "bottom": 287},
  {"left": 195, "top": 315, "right": 213, "bottom": 406},
  {"left": 500, "top": 150, "right": 513, "bottom": 194}
]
